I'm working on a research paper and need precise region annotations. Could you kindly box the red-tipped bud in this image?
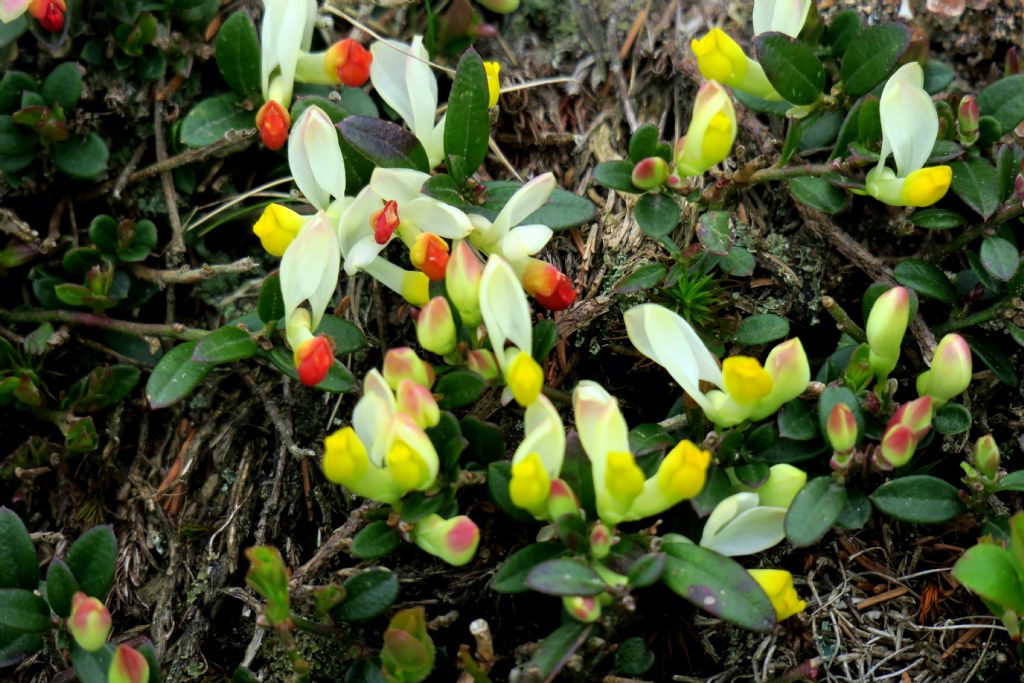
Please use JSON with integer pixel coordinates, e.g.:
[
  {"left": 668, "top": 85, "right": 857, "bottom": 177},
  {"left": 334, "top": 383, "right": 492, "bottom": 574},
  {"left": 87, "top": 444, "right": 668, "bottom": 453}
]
[
  {"left": 294, "top": 334, "right": 335, "bottom": 386},
  {"left": 396, "top": 379, "right": 440, "bottom": 429},
  {"left": 880, "top": 423, "right": 916, "bottom": 468},
  {"left": 256, "top": 100, "right": 291, "bottom": 151},
  {"left": 826, "top": 403, "right": 858, "bottom": 454},
  {"left": 974, "top": 435, "right": 1000, "bottom": 480},
  {"left": 522, "top": 259, "right": 576, "bottom": 310},
  {"left": 371, "top": 199, "right": 400, "bottom": 245},
  {"left": 68, "top": 592, "right": 112, "bottom": 652},
  {"left": 446, "top": 240, "right": 483, "bottom": 326},
  {"left": 29, "top": 0, "right": 64, "bottom": 31},
  {"left": 467, "top": 349, "right": 500, "bottom": 383},
  {"left": 631, "top": 156, "right": 670, "bottom": 190},
  {"left": 957, "top": 96, "right": 979, "bottom": 145},
  {"left": 1014, "top": 174, "right": 1024, "bottom": 202},
  {"left": 411, "top": 514, "right": 480, "bottom": 566},
  {"left": 889, "top": 395, "right": 933, "bottom": 442},
  {"left": 916, "top": 333, "right": 972, "bottom": 405},
  {"left": 324, "top": 39, "right": 373, "bottom": 88},
  {"left": 546, "top": 479, "right": 579, "bottom": 520},
  {"left": 108, "top": 645, "right": 150, "bottom": 683},
  {"left": 416, "top": 297, "right": 457, "bottom": 356},
  {"left": 589, "top": 522, "right": 613, "bottom": 559},
  {"left": 409, "top": 232, "right": 450, "bottom": 281},
  {"left": 563, "top": 595, "right": 602, "bottom": 623},
  {"left": 383, "top": 347, "right": 435, "bottom": 390}
]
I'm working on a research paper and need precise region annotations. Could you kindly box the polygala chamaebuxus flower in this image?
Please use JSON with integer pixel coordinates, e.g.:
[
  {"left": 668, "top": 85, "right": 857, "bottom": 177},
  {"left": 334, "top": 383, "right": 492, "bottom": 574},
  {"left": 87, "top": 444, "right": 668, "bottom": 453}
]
[{"left": 673, "top": 81, "right": 738, "bottom": 177}]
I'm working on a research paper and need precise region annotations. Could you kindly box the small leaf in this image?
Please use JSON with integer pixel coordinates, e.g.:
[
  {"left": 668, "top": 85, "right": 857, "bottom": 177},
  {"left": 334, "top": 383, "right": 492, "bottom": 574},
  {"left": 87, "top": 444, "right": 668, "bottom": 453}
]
[
  {"left": 977, "top": 74, "right": 1024, "bottom": 134},
  {"left": 953, "top": 544, "right": 1024, "bottom": 613},
  {"left": 44, "top": 558, "right": 79, "bottom": 618},
  {"left": 192, "top": 325, "right": 258, "bottom": 364},
  {"left": 527, "top": 622, "right": 591, "bottom": 681},
  {"left": 350, "top": 521, "right": 401, "bottom": 560},
  {"left": 626, "top": 553, "right": 665, "bottom": 588},
  {"left": 146, "top": 342, "right": 214, "bottom": 408},
  {"left": 63, "top": 365, "right": 140, "bottom": 413},
  {"left": 215, "top": 12, "right": 262, "bottom": 99},
  {"left": 893, "top": 260, "right": 958, "bottom": 304},
  {"left": 65, "top": 525, "right": 116, "bottom": 599},
  {"left": 532, "top": 319, "right": 558, "bottom": 363},
  {"left": 922, "top": 60, "right": 955, "bottom": 94},
  {"left": 755, "top": 33, "right": 825, "bottom": 106},
  {"left": 777, "top": 400, "right": 818, "bottom": 441},
  {"left": 0, "top": 627, "right": 43, "bottom": 667},
  {"left": 932, "top": 403, "right": 971, "bottom": 435},
  {"left": 628, "top": 124, "right": 660, "bottom": 163},
  {"left": 0, "top": 589, "right": 50, "bottom": 633},
  {"left": 635, "top": 193, "right": 680, "bottom": 237},
  {"left": 53, "top": 133, "right": 109, "bottom": 179},
  {"left": 593, "top": 160, "right": 638, "bottom": 193},
  {"left": 696, "top": 211, "right": 733, "bottom": 256},
  {"left": 257, "top": 274, "right": 285, "bottom": 323},
  {"left": 949, "top": 159, "right": 1001, "bottom": 219},
  {"left": 314, "top": 315, "right": 366, "bottom": 355},
  {"left": 661, "top": 542, "right": 776, "bottom": 632},
  {"left": 785, "top": 476, "right": 847, "bottom": 547},
  {"left": 335, "top": 569, "right": 399, "bottom": 621},
  {"left": 979, "top": 237, "right": 1020, "bottom": 282},
  {"left": 733, "top": 314, "right": 789, "bottom": 345},
  {"left": 911, "top": 208, "right": 965, "bottom": 230},
  {"left": 41, "top": 63, "right": 82, "bottom": 112},
  {"left": 613, "top": 637, "right": 655, "bottom": 677},
  {"left": 180, "top": 94, "right": 253, "bottom": 147},
  {"left": 870, "top": 475, "right": 964, "bottom": 523},
  {"left": 839, "top": 23, "right": 910, "bottom": 97},
  {"left": 0, "top": 508, "right": 37, "bottom": 590},
  {"left": 524, "top": 558, "right": 606, "bottom": 596},
  {"left": 825, "top": 10, "right": 860, "bottom": 57},
  {"left": 787, "top": 176, "right": 845, "bottom": 213},
  {"left": 614, "top": 263, "right": 667, "bottom": 294},
  {"left": 715, "top": 246, "right": 756, "bottom": 277},
  {"left": 339, "top": 116, "right": 429, "bottom": 172},
  {"left": 444, "top": 48, "right": 489, "bottom": 184},
  {"left": 836, "top": 489, "right": 872, "bottom": 530},
  {"left": 435, "top": 370, "right": 485, "bottom": 409},
  {"left": 966, "top": 336, "right": 1019, "bottom": 386},
  {"left": 492, "top": 543, "right": 566, "bottom": 593}
]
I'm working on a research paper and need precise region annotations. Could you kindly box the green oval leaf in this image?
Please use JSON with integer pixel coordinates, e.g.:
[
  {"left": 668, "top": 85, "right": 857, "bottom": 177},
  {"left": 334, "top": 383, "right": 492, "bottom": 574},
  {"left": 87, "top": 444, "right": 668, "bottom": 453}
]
[
  {"left": 635, "top": 193, "right": 680, "bottom": 237},
  {"left": 836, "top": 489, "right": 872, "bottom": 530},
  {"left": 0, "top": 589, "right": 50, "bottom": 633},
  {"left": 614, "top": 263, "right": 667, "bottom": 294},
  {"left": 893, "top": 260, "right": 958, "bottom": 304},
  {"left": 977, "top": 74, "right": 1024, "bottom": 134},
  {"left": 257, "top": 274, "right": 285, "bottom": 323},
  {"left": 53, "top": 133, "right": 109, "bottom": 179},
  {"left": 63, "top": 365, "right": 141, "bottom": 413},
  {"left": 755, "top": 32, "right": 825, "bottom": 105},
  {"left": 626, "top": 553, "right": 665, "bottom": 588},
  {"left": 910, "top": 208, "right": 965, "bottom": 230},
  {"left": 180, "top": 94, "right": 253, "bottom": 147},
  {"left": 777, "top": 399, "right": 818, "bottom": 441},
  {"left": 215, "top": 12, "right": 262, "bottom": 99},
  {"left": 696, "top": 210, "right": 733, "bottom": 256},
  {"left": 787, "top": 175, "right": 845, "bottom": 213},
  {"left": 949, "top": 159, "right": 1001, "bottom": 219},
  {"left": 192, "top": 325, "right": 258, "bottom": 364},
  {"left": 335, "top": 569, "right": 399, "bottom": 622},
  {"left": 45, "top": 558, "right": 79, "bottom": 618},
  {"left": 350, "top": 521, "right": 401, "bottom": 560},
  {"left": 839, "top": 23, "right": 910, "bottom": 97},
  {"left": 870, "top": 475, "right": 964, "bottom": 523},
  {"left": 733, "top": 314, "right": 790, "bottom": 346},
  {"left": 593, "top": 160, "right": 639, "bottom": 193},
  {"left": 966, "top": 336, "right": 1019, "bottom": 386},
  {"left": 492, "top": 543, "right": 567, "bottom": 593},
  {"left": 953, "top": 544, "right": 1024, "bottom": 613},
  {"left": 0, "top": 508, "right": 37, "bottom": 590},
  {"left": 525, "top": 558, "right": 605, "bottom": 596},
  {"left": 41, "top": 63, "right": 82, "bottom": 112},
  {"left": 661, "top": 542, "right": 776, "bottom": 633},
  {"left": 932, "top": 402, "right": 971, "bottom": 435},
  {"left": 435, "top": 370, "right": 485, "bottom": 409},
  {"left": 65, "top": 525, "right": 116, "bottom": 599},
  {"left": 628, "top": 124, "right": 660, "bottom": 163},
  {"left": 146, "top": 341, "right": 214, "bottom": 409},
  {"left": 444, "top": 48, "right": 489, "bottom": 184},
  {"left": 979, "top": 237, "right": 1020, "bottom": 282},
  {"left": 315, "top": 315, "right": 366, "bottom": 356},
  {"left": 784, "top": 476, "right": 847, "bottom": 547},
  {"left": 339, "top": 115, "right": 429, "bottom": 172}
]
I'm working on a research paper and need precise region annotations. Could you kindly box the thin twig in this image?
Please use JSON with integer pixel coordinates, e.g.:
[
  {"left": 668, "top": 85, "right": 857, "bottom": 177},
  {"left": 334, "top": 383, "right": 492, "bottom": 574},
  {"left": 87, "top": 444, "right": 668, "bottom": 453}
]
[
  {"left": 822, "top": 296, "right": 867, "bottom": 342},
  {"left": 288, "top": 502, "right": 377, "bottom": 587},
  {"left": 155, "top": 81, "right": 185, "bottom": 265},
  {"left": 130, "top": 257, "right": 259, "bottom": 286},
  {"left": 0, "top": 308, "right": 208, "bottom": 341}
]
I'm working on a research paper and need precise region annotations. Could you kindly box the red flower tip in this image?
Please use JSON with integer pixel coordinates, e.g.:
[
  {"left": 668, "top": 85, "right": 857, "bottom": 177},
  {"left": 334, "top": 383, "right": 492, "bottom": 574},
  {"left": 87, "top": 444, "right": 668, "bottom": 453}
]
[
  {"left": 523, "top": 261, "right": 577, "bottom": 310},
  {"left": 371, "top": 199, "right": 400, "bottom": 244},
  {"left": 256, "top": 100, "right": 291, "bottom": 151},
  {"left": 294, "top": 335, "right": 335, "bottom": 387},
  {"left": 30, "top": 0, "right": 64, "bottom": 31},
  {"left": 410, "top": 232, "right": 450, "bottom": 281},
  {"left": 327, "top": 39, "right": 373, "bottom": 88}
]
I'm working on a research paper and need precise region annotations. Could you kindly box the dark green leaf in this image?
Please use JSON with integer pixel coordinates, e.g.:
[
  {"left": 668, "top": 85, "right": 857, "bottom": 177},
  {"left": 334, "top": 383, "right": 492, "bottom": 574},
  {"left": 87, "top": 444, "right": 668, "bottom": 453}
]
[
  {"left": 997, "top": 144, "right": 1017, "bottom": 203},
  {"left": 785, "top": 476, "right": 847, "bottom": 547},
  {"left": 435, "top": 370, "right": 485, "bottom": 409},
  {"left": 69, "top": 641, "right": 113, "bottom": 683},
  {"left": 63, "top": 365, "right": 140, "bottom": 413},
  {"left": 628, "top": 423, "right": 674, "bottom": 455},
  {"left": 257, "top": 274, "right": 284, "bottom": 323},
  {"left": 836, "top": 489, "right": 872, "bottom": 530},
  {"left": 444, "top": 49, "right": 490, "bottom": 184},
  {"left": 870, "top": 475, "right": 964, "bottom": 523},
  {"left": 0, "top": 626, "right": 43, "bottom": 667},
  {"left": 53, "top": 133, "right": 109, "bottom": 179},
  {"left": 628, "top": 124, "right": 660, "bottom": 163},
  {"left": 922, "top": 60, "right": 955, "bottom": 95},
  {"left": 492, "top": 542, "right": 566, "bottom": 593},
  {"left": 696, "top": 210, "right": 733, "bottom": 256},
  {"left": 593, "top": 160, "right": 639, "bottom": 193},
  {"left": 977, "top": 74, "right": 1024, "bottom": 134},
  {"left": 893, "top": 260, "right": 958, "bottom": 304},
  {"left": 787, "top": 176, "right": 845, "bottom": 213},
  {"left": 179, "top": 94, "right": 252, "bottom": 147},
  {"left": 315, "top": 315, "right": 366, "bottom": 355},
  {"left": 733, "top": 89, "right": 791, "bottom": 115},
  {"left": 777, "top": 400, "right": 818, "bottom": 441},
  {"left": 335, "top": 569, "right": 399, "bottom": 621},
  {"left": 856, "top": 96, "right": 882, "bottom": 146},
  {"left": 966, "top": 336, "right": 1019, "bottom": 385},
  {"left": 662, "top": 542, "right": 776, "bottom": 632},
  {"left": 525, "top": 558, "right": 605, "bottom": 596},
  {"left": 825, "top": 10, "right": 860, "bottom": 57},
  {"left": 460, "top": 416, "right": 505, "bottom": 463},
  {"left": 635, "top": 193, "right": 680, "bottom": 237},
  {"left": 733, "top": 314, "right": 789, "bottom": 345},
  {"left": 146, "top": 342, "right": 214, "bottom": 408},
  {"left": 911, "top": 208, "right": 965, "bottom": 230},
  {"left": 626, "top": 553, "right": 665, "bottom": 588},
  {"left": 933, "top": 403, "right": 971, "bottom": 435},
  {"left": 0, "top": 71, "right": 35, "bottom": 114},
  {"left": 613, "top": 636, "right": 655, "bottom": 676},
  {"left": 398, "top": 492, "right": 448, "bottom": 524},
  {"left": 215, "top": 12, "right": 262, "bottom": 99},
  {"left": 613, "top": 263, "right": 667, "bottom": 294},
  {"left": 532, "top": 318, "right": 558, "bottom": 363},
  {"left": 65, "top": 525, "right": 116, "bottom": 599},
  {"left": 41, "top": 63, "right": 82, "bottom": 112},
  {"left": 755, "top": 32, "right": 825, "bottom": 105},
  {"left": 350, "top": 521, "right": 400, "bottom": 560},
  {"left": 953, "top": 544, "right": 1024, "bottom": 613},
  {"left": 527, "top": 622, "right": 591, "bottom": 681},
  {"left": 339, "top": 115, "right": 429, "bottom": 172},
  {"left": 44, "top": 558, "right": 79, "bottom": 618},
  {"left": 950, "top": 159, "right": 1001, "bottom": 219},
  {"left": 979, "top": 237, "right": 1019, "bottom": 282},
  {"left": 715, "top": 245, "right": 756, "bottom": 277},
  {"left": 839, "top": 24, "right": 910, "bottom": 97},
  {"left": 0, "top": 508, "right": 37, "bottom": 590},
  {"left": 192, "top": 325, "right": 257, "bottom": 364},
  {"left": 779, "top": 116, "right": 805, "bottom": 165},
  {"left": 0, "top": 588, "right": 50, "bottom": 633}
]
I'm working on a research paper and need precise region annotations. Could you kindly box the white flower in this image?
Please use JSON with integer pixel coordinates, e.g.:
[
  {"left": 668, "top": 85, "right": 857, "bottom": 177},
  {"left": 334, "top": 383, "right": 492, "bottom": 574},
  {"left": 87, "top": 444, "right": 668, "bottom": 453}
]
[
  {"left": 288, "top": 105, "right": 346, "bottom": 212},
  {"left": 752, "top": 0, "right": 812, "bottom": 37},
  {"left": 260, "top": 0, "right": 317, "bottom": 105},
  {"left": 280, "top": 211, "right": 340, "bottom": 330},
  {"left": 468, "top": 173, "right": 555, "bottom": 267}
]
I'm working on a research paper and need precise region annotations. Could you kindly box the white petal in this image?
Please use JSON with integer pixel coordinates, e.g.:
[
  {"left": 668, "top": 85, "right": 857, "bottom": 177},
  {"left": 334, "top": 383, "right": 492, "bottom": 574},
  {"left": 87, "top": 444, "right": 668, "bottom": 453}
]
[
  {"left": 369, "top": 39, "right": 417, "bottom": 131},
  {"left": 370, "top": 167, "right": 429, "bottom": 204},
  {"left": 304, "top": 108, "right": 346, "bottom": 204},
  {"left": 500, "top": 225, "right": 553, "bottom": 262},
  {"left": 512, "top": 394, "right": 565, "bottom": 476},
  {"left": 700, "top": 505, "right": 786, "bottom": 556},
  {"left": 280, "top": 213, "right": 339, "bottom": 327},
  {"left": 0, "top": 0, "right": 30, "bottom": 23},
  {"left": 427, "top": 117, "right": 447, "bottom": 169},
  {"left": 337, "top": 186, "right": 380, "bottom": 257},
  {"left": 753, "top": 0, "right": 811, "bottom": 37},
  {"left": 345, "top": 235, "right": 386, "bottom": 274},
  {"left": 572, "top": 381, "right": 631, "bottom": 465},
  {"left": 493, "top": 173, "right": 555, "bottom": 234},
  {"left": 700, "top": 492, "right": 759, "bottom": 541},
  {"left": 406, "top": 36, "right": 439, "bottom": 145},
  {"left": 880, "top": 63, "right": 936, "bottom": 177},
  {"left": 353, "top": 369, "right": 396, "bottom": 466},
  {"left": 403, "top": 197, "right": 472, "bottom": 238},
  {"left": 273, "top": 1, "right": 307, "bottom": 104},
  {"left": 479, "top": 255, "right": 532, "bottom": 363}
]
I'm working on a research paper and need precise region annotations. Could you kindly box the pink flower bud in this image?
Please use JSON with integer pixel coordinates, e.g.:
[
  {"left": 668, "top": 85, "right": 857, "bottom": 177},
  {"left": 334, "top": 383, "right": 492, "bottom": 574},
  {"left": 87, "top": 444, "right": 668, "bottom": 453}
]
[
  {"left": 589, "top": 522, "right": 613, "bottom": 559},
  {"left": 879, "top": 423, "right": 916, "bottom": 468},
  {"left": 957, "top": 96, "right": 979, "bottom": 145},
  {"left": 396, "top": 380, "right": 440, "bottom": 429},
  {"left": 108, "top": 645, "right": 150, "bottom": 683},
  {"left": 445, "top": 240, "right": 483, "bottom": 327},
  {"left": 466, "top": 349, "right": 500, "bottom": 384},
  {"left": 546, "top": 479, "right": 580, "bottom": 520},
  {"left": 866, "top": 286, "right": 910, "bottom": 380},
  {"left": 383, "top": 347, "right": 435, "bottom": 390},
  {"left": 68, "top": 592, "right": 111, "bottom": 652},
  {"left": 631, "top": 157, "right": 670, "bottom": 190},
  {"left": 888, "top": 395, "right": 933, "bottom": 442},
  {"left": 563, "top": 595, "right": 602, "bottom": 623},
  {"left": 411, "top": 514, "right": 480, "bottom": 566},
  {"left": 826, "top": 403, "right": 858, "bottom": 453},
  {"left": 916, "top": 333, "right": 972, "bottom": 404},
  {"left": 381, "top": 607, "right": 434, "bottom": 682},
  {"left": 973, "top": 435, "right": 1000, "bottom": 480},
  {"left": 416, "top": 297, "right": 457, "bottom": 356}
]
